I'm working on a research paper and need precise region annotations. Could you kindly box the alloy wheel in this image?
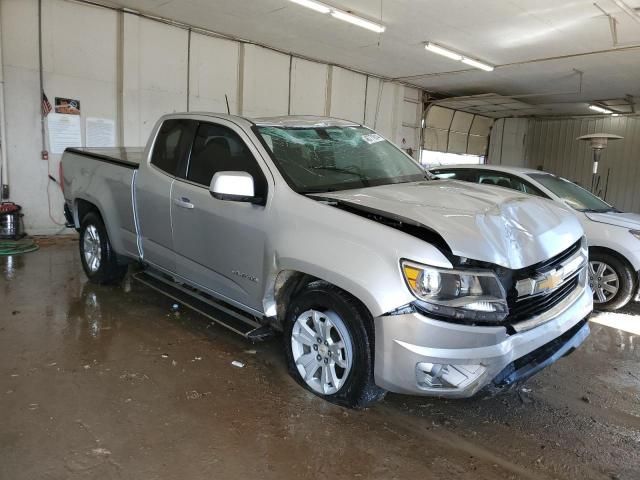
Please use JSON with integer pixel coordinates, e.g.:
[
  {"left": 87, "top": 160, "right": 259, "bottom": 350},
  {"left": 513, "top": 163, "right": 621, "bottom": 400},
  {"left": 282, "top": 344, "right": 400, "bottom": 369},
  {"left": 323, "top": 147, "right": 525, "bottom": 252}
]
[
  {"left": 290, "top": 309, "right": 353, "bottom": 395},
  {"left": 83, "top": 225, "right": 102, "bottom": 273},
  {"left": 589, "top": 260, "right": 619, "bottom": 304}
]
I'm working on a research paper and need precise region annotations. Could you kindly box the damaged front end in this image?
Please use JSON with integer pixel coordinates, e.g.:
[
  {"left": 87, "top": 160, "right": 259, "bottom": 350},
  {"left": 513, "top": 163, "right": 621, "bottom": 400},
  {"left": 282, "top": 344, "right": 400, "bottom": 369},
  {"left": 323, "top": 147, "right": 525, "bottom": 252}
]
[{"left": 314, "top": 198, "right": 593, "bottom": 397}]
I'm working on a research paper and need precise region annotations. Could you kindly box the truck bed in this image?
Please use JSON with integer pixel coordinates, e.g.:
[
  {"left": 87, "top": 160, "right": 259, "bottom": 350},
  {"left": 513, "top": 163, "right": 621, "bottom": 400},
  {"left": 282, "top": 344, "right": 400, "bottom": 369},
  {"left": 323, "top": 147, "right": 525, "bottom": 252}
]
[
  {"left": 65, "top": 147, "right": 144, "bottom": 169},
  {"left": 62, "top": 146, "right": 143, "bottom": 260}
]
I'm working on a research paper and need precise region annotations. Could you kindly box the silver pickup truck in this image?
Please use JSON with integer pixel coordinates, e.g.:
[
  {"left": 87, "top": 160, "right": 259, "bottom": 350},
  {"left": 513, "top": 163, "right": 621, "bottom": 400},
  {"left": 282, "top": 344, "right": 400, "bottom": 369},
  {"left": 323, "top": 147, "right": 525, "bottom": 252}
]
[{"left": 61, "top": 113, "right": 593, "bottom": 407}]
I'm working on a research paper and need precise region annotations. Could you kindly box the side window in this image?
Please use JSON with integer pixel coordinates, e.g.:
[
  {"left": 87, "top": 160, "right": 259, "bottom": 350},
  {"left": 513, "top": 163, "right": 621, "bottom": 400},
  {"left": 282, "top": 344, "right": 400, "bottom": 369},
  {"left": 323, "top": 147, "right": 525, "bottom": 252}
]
[
  {"left": 478, "top": 171, "right": 517, "bottom": 190},
  {"left": 477, "top": 171, "right": 546, "bottom": 197},
  {"left": 150, "top": 119, "right": 196, "bottom": 176},
  {"left": 520, "top": 181, "right": 546, "bottom": 198},
  {"left": 186, "top": 123, "right": 267, "bottom": 197}
]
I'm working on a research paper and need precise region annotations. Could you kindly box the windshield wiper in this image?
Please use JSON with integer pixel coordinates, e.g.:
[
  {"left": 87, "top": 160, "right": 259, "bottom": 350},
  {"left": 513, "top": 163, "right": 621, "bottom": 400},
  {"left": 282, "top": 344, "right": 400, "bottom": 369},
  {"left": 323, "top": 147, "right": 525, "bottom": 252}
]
[{"left": 310, "top": 166, "right": 370, "bottom": 186}]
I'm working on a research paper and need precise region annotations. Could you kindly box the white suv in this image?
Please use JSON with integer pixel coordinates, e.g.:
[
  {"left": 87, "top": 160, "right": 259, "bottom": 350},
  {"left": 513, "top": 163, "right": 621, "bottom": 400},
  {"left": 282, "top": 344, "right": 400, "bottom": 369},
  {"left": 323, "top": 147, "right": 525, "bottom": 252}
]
[{"left": 429, "top": 164, "right": 640, "bottom": 311}]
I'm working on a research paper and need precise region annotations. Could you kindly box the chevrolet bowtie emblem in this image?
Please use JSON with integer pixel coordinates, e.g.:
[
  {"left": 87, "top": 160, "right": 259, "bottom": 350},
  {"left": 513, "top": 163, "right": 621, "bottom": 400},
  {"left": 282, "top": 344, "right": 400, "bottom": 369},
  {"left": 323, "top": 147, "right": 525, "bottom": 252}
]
[{"left": 536, "top": 270, "right": 563, "bottom": 292}]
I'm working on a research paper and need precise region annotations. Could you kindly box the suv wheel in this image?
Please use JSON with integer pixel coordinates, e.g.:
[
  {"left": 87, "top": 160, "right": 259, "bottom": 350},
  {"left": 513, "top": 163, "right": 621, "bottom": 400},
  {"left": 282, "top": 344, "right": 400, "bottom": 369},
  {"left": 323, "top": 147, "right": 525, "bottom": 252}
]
[
  {"left": 79, "top": 212, "right": 127, "bottom": 284},
  {"left": 589, "top": 251, "right": 635, "bottom": 311},
  {"left": 284, "top": 280, "right": 385, "bottom": 408}
]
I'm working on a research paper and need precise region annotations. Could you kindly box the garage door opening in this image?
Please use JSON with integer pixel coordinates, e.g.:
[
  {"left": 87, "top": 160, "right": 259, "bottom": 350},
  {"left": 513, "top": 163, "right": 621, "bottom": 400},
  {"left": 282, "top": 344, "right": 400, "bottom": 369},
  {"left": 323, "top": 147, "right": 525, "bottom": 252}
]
[
  {"left": 421, "top": 105, "right": 493, "bottom": 167},
  {"left": 420, "top": 150, "right": 485, "bottom": 167}
]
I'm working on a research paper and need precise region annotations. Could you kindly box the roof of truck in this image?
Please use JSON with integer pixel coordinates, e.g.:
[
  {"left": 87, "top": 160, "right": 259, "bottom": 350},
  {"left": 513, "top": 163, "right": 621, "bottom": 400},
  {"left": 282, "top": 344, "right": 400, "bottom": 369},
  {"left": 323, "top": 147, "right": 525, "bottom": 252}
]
[
  {"left": 252, "top": 116, "right": 361, "bottom": 128},
  {"left": 163, "top": 113, "right": 362, "bottom": 129}
]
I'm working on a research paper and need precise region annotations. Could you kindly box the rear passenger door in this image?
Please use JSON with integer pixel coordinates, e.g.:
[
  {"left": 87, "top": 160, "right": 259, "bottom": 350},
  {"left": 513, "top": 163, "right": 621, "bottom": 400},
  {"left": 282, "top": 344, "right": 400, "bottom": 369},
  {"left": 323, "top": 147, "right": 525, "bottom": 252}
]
[
  {"left": 136, "top": 119, "right": 196, "bottom": 273},
  {"left": 170, "top": 120, "right": 271, "bottom": 313}
]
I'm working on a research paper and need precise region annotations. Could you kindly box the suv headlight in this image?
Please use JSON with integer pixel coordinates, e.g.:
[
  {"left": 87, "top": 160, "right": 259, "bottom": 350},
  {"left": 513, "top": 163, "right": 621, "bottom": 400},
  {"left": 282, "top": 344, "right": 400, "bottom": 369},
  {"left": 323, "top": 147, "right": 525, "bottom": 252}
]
[
  {"left": 401, "top": 260, "right": 508, "bottom": 322},
  {"left": 630, "top": 229, "right": 640, "bottom": 241}
]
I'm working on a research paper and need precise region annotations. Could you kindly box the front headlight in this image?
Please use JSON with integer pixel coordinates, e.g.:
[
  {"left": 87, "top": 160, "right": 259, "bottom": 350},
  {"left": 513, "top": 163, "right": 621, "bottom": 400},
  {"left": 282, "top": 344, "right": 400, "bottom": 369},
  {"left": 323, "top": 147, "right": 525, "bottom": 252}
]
[
  {"left": 630, "top": 229, "right": 640, "bottom": 241},
  {"left": 401, "top": 260, "right": 508, "bottom": 322}
]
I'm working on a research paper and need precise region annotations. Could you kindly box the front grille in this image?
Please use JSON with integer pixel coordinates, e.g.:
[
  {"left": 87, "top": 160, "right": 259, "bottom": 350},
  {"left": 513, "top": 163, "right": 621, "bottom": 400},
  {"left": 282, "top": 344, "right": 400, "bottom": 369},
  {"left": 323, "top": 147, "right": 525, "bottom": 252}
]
[
  {"left": 508, "top": 274, "right": 579, "bottom": 323},
  {"left": 505, "top": 239, "right": 584, "bottom": 324}
]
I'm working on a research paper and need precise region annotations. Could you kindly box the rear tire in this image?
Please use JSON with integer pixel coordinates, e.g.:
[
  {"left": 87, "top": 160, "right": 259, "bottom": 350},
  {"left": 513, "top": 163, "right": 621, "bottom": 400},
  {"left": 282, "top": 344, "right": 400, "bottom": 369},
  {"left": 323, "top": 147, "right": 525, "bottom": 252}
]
[
  {"left": 284, "top": 280, "right": 386, "bottom": 408},
  {"left": 589, "top": 250, "right": 635, "bottom": 311},
  {"left": 79, "top": 211, "right": 127, "bottom": 285}
]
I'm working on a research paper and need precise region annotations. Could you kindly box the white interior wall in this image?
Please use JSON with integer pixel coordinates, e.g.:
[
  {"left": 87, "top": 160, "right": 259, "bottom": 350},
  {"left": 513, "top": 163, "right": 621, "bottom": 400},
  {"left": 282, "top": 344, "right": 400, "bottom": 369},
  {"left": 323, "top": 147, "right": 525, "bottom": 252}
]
[
  {"left": 400, "top": 87, "right": 422, "bottom": 159},
  {"left": 188, "top": 33, "right": 239, "bottom": 114},
  {"left": 0, "top": 0, "right": 422, "bottom": 234},
  {"left": 329, "top": 67, "right": 366, "bottom": 123},
  {"left": 123, "top": 16, "right": 188, "bottom": 146},
  {"left": 1, "top": 0, "right": 49, "bottom": 231},
  {"left": 289, "top": 57, "right": 327, "bottom": 116},
  {"left": 364, "top": 78, "right": 396, "bottom": 140},
  {"left": 487, "top": 117, "right": 530, "bottom": 166},
  {"left": 241, "top": 45, "right": 289, "bottom": 118}
]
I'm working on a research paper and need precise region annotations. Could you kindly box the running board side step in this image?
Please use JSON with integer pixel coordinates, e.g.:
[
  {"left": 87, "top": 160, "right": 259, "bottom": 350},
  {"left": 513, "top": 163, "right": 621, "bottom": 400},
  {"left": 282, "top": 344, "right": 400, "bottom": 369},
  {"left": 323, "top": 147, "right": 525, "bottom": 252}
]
[{"left": 132, "top": 271, "right": 274, "bottom": 341}]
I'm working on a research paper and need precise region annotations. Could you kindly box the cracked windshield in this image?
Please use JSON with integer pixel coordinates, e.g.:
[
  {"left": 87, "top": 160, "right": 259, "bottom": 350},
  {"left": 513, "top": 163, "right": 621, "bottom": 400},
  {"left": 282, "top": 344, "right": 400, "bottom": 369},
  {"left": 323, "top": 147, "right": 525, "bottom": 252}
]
[{"left": 257, "top": 125, "right": 427, "bottom": 193}]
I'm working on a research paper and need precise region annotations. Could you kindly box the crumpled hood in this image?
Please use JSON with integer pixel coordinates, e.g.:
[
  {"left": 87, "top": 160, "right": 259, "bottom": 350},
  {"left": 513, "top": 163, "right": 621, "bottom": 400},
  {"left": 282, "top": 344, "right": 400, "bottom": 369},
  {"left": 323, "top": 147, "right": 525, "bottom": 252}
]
[
  {"left": 320, "top": 180, "right": 583, "bottom": 270},
  {"left": 585, "top": 211, "right": 640, "bottom": 230}
]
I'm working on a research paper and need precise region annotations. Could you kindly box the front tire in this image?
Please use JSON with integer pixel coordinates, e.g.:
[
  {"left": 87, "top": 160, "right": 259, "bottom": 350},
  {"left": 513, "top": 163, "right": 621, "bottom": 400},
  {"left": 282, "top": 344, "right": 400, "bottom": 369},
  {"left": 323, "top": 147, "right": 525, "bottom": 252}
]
[
  {"left": 79, "top": 212, "right": 127, "bottom": 285},
  {"left": 589, "top": 250, "right": 635, "bottom": 311},
  {"left": 284, "top": 280, "right": 385, "bottom": 408}
]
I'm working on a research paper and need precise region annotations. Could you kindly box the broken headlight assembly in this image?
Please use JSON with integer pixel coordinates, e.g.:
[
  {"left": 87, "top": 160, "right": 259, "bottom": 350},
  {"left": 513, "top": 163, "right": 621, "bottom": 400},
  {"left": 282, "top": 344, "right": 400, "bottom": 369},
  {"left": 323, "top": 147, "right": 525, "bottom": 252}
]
[{"left": 401, "top": 260, "right": 508, "bottom": 322}]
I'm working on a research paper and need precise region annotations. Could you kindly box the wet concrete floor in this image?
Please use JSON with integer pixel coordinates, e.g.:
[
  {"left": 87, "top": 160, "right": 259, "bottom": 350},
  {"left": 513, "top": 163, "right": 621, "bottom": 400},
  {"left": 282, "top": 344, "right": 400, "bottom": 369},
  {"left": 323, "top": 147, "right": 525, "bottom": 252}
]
[{"left": 1, "top": 240, "right": 639, "bottom": 479}]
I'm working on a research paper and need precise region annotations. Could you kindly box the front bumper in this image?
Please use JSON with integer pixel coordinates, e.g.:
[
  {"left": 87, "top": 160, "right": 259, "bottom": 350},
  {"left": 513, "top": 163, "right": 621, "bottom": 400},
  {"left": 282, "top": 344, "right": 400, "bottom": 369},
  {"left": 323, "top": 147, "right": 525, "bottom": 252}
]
[{"left": 374, "top": 285, "right": 593, "bottom": 397}]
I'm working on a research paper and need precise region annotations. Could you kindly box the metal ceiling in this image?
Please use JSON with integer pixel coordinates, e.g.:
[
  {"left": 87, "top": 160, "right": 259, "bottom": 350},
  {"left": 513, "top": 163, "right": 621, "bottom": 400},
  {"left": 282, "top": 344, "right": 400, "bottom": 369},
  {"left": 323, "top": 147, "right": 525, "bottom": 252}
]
[{"left": 81, "top": 0, "right": 640, "bottom": 116}]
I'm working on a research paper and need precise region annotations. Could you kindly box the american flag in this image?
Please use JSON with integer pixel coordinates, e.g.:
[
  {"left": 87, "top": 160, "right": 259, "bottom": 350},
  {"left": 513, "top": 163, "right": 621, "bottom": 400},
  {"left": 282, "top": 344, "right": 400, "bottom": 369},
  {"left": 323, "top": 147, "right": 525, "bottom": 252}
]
[{"left": 41, "top": 92, "right": 52, "bottom": 116}]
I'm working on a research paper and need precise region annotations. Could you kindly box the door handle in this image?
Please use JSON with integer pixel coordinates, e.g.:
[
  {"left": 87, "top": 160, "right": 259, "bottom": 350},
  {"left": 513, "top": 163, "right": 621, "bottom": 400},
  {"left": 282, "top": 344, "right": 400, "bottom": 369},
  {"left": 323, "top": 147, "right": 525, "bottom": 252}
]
[{"left": 173, "top": 197, "right": 194, "bottom": 209}]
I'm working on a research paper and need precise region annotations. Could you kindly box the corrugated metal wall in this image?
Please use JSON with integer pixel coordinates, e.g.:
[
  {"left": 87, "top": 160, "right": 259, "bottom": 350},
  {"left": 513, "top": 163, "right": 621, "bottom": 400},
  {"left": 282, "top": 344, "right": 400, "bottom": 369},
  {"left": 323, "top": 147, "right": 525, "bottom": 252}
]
[
  {"left": 525, "top": 116, "right": 640, "bottom": 213},
  {"left": 487, "top": 118, "right": 529, "bottom": 167}
]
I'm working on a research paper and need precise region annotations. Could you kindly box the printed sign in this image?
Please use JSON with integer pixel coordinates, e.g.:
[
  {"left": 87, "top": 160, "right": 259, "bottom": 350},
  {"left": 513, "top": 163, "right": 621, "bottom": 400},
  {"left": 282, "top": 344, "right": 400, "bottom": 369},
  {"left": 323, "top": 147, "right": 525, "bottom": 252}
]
[
  {"left": 86, "top": 118, "right": 116, "bottom": 148},
  {"left": 48, "top": 113, "right": 82, "bottom": 154},
  {"left": 55, "top": 97, "right": 81, "bottom": 115},
  {"left": 361, "top": 133, "right": 384, "bottom": 145}
]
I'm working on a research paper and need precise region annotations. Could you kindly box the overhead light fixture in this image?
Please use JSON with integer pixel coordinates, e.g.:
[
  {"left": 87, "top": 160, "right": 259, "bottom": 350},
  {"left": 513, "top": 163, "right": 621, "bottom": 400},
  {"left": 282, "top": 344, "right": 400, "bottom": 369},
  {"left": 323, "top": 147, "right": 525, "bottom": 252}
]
[
  {"left": 425, "top": 42, "right": 462, "bottom": 60},
  {"left": 288, "top": 0, "right": 386, "bottom": 32},
  {"left": 289, "top": 0, "right": 331, "bottom": 14},
  {"left": 331, "top": 10, "right": 386, "bottom": 32},
  {"left": 462, "top": 57, "right": 494, "bottom": 72},
  {"left": 589, "top": 105, "right": 613, "bottom": 114},
  {"left": 425, "top": 42, "right": 494, "bottom": 72},
  {"left": 612, "top": 113, "right": 620, "bottom": 117}
]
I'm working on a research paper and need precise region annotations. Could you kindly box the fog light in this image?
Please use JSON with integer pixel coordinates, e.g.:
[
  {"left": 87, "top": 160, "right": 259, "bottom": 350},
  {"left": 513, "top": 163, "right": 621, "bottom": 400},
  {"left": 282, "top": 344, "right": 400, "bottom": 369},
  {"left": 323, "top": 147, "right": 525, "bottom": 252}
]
[{"left": 416, "top": 362, "right": 486, "bottom": 390}]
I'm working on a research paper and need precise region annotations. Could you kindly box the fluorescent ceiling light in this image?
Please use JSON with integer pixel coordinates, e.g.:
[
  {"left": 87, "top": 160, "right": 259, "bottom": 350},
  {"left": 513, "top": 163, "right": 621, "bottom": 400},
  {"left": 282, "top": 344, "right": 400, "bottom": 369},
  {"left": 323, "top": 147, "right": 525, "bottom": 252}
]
[
  {"left": 462, "top": 57, "right": 494, "bottom": 72},
  {"left": 331, "top": 10, "right": 386, "bottom": 33},
  {"left": 589, "top": 105, "right": 613, "bottom": 114},
  {"left": 612, "top": 113, "right": 620, "bottom": 117},
  {"left": 425, "top": 42, "right": 494, "bottom": 72},
  {"left": 288, "top": 0, "right": 331, "bottom": 14},
  {"left": 425, "top": 42, "right": 462, "bottom": 61}
]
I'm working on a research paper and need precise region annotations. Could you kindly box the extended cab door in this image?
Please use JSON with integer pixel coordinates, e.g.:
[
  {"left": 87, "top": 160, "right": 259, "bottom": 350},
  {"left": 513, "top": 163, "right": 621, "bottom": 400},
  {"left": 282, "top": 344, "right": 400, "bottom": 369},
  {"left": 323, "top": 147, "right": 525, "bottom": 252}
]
[
  {"left": 170, "top": 120, "right": 271, "bottom": 313},
  {"left": 136, "top": 119, "right": 196, "bottom": 273}
]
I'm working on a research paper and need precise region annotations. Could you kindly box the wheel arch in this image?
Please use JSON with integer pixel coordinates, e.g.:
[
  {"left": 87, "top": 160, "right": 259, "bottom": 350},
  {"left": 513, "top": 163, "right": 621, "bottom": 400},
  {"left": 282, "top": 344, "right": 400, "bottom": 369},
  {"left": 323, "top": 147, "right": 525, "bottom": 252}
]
[
  {"left": 266, "top": 269, "right": 376, "bottom": 332},
  {"left": 589, "top": 245, "right": 638, "bottom": 305},
  {"left": 74, "top": 198, "right": 130, "bottom": 265},
  {"left": 589, "top": 245, "right": 636, "bottom": 283}
]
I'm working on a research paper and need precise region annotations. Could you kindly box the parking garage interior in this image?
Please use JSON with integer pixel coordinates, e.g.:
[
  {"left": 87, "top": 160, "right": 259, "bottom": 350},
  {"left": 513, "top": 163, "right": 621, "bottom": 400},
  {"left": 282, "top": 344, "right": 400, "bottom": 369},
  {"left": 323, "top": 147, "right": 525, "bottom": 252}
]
[{"left": 1, "top": 1, "right": 640, "bottom": 479}]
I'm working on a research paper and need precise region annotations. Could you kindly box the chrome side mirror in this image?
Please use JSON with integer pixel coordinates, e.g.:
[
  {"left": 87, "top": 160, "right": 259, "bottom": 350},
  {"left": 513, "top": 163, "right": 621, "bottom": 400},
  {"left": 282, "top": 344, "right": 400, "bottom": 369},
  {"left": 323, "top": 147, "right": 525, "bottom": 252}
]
[{"left": 209, "top": 171, "right": 264, "bottom": 205}]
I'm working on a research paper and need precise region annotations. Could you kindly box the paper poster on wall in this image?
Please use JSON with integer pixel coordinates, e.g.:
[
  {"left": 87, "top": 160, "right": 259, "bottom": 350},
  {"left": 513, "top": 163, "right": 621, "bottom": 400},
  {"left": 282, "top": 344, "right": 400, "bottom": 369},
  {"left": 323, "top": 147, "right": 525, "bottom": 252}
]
[
  {"left": 86, "top": 118, "right": 116, "bottom": 148},
  {"left": 48, "top": 113, "right": 82, "bottom": 154},
  {"left": 55, "top": 97, "right": 81, "bottom": 115}
]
